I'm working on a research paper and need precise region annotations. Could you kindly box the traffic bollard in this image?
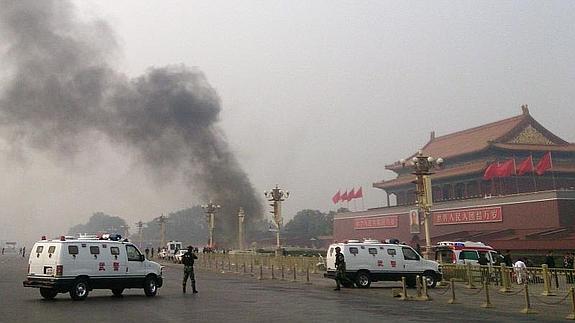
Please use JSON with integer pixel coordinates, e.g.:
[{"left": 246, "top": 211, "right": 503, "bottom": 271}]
[
  {"left": 466, "top": 263, "right": 476, "bottom": 289},
  {"left": 499, "top": 265, "right": 512, "bottom": 293},
  {"left": 306, "top": 266, "right": 311, "bottom": 284},
  {"left": 258, "top": 264, "right": 263, "bottom": 280},
  {"left": 281, "top": 265, "right": 285, "bottom": 280},
  {"left": 567, "top": 287, "right": 575, "bottom": 320},
  {"left": 448, "top": 278, "right": 458, "bottom": 304},
  {"left": 421, "top": 276, "right": 430, "bottom": 301},
  {"left": 481, "top": 281, "right": 493, "bottom": 308},
  {"left": 293, "top": 265, "right": 297, "bottom": 282},
  {"left": 541, "top": 264, "right": 555, "bottom": 296},
  {"left": 415, "top": 275, "right": 422, "bottom": 298},
  {"left": 271, "top": 265, "right": 275, "bottom": 280},
  {"left": 400, "top": 277, "right": 410, "bottom": 301},
  {"left": 521, "top": 283, "right": 537, "bottom": 314}
]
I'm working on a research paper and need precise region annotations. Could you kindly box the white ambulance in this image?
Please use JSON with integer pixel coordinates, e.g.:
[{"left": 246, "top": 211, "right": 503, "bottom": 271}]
[
  {"left": 23, "top": 234, "right": 163, "bottom": 300},
  {"left": 324, "top": 239, "right": 442, "bottom": 288},
  {"left": 433, "top": 241, "right": 501, "bottom": 265}
]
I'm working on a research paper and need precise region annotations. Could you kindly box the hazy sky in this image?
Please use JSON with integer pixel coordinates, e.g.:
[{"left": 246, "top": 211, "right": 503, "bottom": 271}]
[{"left": 1, "top": 1, "right": 574, "bottom": 242}]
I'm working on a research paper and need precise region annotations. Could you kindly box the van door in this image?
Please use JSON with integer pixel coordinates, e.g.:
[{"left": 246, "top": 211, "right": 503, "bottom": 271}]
[
  {"left": 125, "top": 244, "right": 146, "bottom": 282},
  {"left": 401, "top": 246, "right": 422, "bottom": 273}
]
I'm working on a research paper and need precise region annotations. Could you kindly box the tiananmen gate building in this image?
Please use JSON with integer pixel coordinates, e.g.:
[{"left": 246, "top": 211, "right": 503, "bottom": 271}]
[{"left": 334, "top": 106, "right": 575, "bottom": 253}]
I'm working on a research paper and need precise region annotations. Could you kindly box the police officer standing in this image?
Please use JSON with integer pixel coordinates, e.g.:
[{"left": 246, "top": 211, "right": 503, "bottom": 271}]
[
  {"left": 334, "top": 246, "right": 348, "bottom": 291},
  {"left": 182, "top": 246, "right": 198, "bottom": 294}
]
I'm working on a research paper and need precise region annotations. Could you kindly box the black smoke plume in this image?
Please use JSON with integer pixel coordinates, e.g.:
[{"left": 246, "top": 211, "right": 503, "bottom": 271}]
[{"left": 0, "top": 0, "right": 262, "bottom": 245}]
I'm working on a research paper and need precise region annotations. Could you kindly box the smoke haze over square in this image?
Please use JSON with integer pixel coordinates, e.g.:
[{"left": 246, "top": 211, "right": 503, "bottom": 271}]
[{"left": 0, "top": 1, "right": 573, "bottom": 242}]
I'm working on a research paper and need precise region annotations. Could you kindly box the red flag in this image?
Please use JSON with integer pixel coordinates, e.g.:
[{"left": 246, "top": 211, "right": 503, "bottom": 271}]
[
  {"left": 355, "top": 187, "right": 363, "bottom": 198},
  {"left": 340, "top": 190, "right": 348, "bottom": 202},
  {"left": 517, "top": 156, "right": 534, "bottom": 176},
  {"left": 496, "top": 159, "right": 515, "bottom": 177},
  {"left": 331, "top": 191, "right": 341, "bottom": 204},
  {"left": 535, "top": 152, "right": 552, "bottom": 175},
  {"left": 483, "top": 162, "right": 498, "bottom": 180},
  {"left": 348, "top": 188, "right": 356, "bottom": 201}
]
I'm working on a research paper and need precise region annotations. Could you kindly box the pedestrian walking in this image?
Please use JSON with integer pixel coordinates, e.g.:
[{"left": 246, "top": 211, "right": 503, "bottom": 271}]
[
  {"left": 513, "top": 258, "right": 527, "bottom": 284},
  {"left": 151, "top": 248, "right": 154, "bottom": 258},
  {"left": 334, "top": 246, "right": 352, "bottom": 291},
  {"left": 145, "top": 248, "right": 150, "bottom": 259},
  {"left": 1, "top": 247, "right": 4, "bottom": 255},
  {"left": 22, "top": 247, "right": 26, "bottom": 258},
  {"left": 544, "top": 250, "right": 559, "bottom": 288},
  {"left": 182, "top": 246, "right": 198, "bottom": 294}
]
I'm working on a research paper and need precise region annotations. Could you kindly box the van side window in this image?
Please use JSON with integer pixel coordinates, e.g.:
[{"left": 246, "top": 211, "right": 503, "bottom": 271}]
[
  {"left": 110, "top": 247, "right": 120, "bottom": 256},
  {"left": 90, "top": 246, "right": 100, "bottom": 255},
  {"left": 36, "top": 246, "right": 44, "bottom": 254},
  {"left": 402, "top": 247, "right": 420, "bottom": 261},
  {"left": 48, "top": 246, "right": 56, "bottom": 254},
  {"left": 126, "top": 245, "right": 141, "bottom": 261},
  {"left": 460, "top": 251, "right": 478, "bottom": 261},
  {"left": 387, "top": 249, "right": 396, "bottom": 256},
  {"left": 368, "top": 248, "right": 378, "bottom": 255},
  {"left": 349, "top": 247, "right": 359, "bottom": 255},
  {"left": 68, "top": 245, "right": 79, "bottom": 255}
]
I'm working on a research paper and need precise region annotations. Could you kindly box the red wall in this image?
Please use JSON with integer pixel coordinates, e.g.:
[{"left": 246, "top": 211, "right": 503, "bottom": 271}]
[{"left": 334, "top": 198, "right": 567, "bottom": 250}]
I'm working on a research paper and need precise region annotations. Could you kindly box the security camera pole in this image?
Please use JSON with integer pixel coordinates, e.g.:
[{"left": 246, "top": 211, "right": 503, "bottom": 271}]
[
  {"left": 401, "top": 151, "right": 443, "bottom": 259},
  {"left": 265, "top": 185, "right": 289, "bottom": 256},
  {"left": 201, "top": 201, "right": 220, "bottom": 248}
]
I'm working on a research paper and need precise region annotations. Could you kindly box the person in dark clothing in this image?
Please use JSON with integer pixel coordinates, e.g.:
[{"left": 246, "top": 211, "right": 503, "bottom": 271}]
[
  {"left": 544, "top": 250, "right": 559, "bottom": 288},
  {"left": 145, "top": 248, "right": 150, "bottom": 259},
  {"left": 502, "top": 250, "right": 513, "bottom": 267},
  {"left": 334, "top": 247, "right": 352, "bottom": 291},
  {"left": 478, "top": 253, "right": 490, "bottom": 283},
  {"left": 182, "top": 246, "right": 198, "bottom": 294}
]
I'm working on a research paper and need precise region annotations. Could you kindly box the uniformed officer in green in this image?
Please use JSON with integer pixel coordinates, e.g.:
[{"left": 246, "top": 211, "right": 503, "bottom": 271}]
[
  {"left": 334, "top": 246, "right": 348, "bottom": 291},
  {"left": 182, "top": 246, "right": 198, "bottom": 294}
]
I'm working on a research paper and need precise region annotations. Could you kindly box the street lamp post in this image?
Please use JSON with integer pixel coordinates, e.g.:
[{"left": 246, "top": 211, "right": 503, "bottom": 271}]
[
  {"left": 401, "top": 151, "right": 443, "bottom": 259},
  {"left": 157, "top": 215, "right": 167, "bottom": 249},
  {"left": 238, "top": 207, "right": 245, "bottom": 250},
  {"left": 264, "top": 185, "right": 289, "bottom": 256},
  {"left": 201, "top": 201, "right": 220, "bottom": 248},
  {"left": 136, "top": 221, "right": 144, "bottom": 250}
]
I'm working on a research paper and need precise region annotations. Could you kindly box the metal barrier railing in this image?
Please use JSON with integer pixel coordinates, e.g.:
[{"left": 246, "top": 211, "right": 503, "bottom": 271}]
[
  {"left": 441, "top": 264, "right": 575, "bottom": 293},
  {"left": 196, "top": 253, "right": 324, "bottom": 275}
]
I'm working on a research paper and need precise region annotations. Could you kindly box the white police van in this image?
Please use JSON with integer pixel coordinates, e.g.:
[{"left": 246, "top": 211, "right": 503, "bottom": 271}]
[
  {"left": 23, "top": 234, "right": 163, "bottom": 300},
  {"left": 324, "top": 239, "right": 442, "bottom": 288}
]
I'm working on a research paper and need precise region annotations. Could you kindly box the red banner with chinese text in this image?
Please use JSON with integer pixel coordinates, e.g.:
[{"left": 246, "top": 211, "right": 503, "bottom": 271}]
[
  {"left": 432, "top": 207, "right": 502, "bottom": 225},
  {"left": 354, "top": 215, "right": 399, "bottom": 230}
]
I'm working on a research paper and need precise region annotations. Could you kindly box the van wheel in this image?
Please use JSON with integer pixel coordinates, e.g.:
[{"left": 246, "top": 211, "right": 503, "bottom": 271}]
[
  {"left": 355, "top": 272, "right": 371, "bottom": 288},
  {"left": 111, "top": 288, "right": 124, "bottom": 297},
  {"left": 40, "top": 288, "right": 58, "bottom": 300},
  {"left": 423, "top": 272, "right": 437, "bottom": 288},
  {"left": 69, "top": 279, "right": 89, "bottom": 301},
  {"left": 144, "top": 276, "right": 158, "bottom": 297}
]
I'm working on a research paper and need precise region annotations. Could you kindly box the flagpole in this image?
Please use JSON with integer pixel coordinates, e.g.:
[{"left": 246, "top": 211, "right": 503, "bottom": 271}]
[
  {"left": 551, "top": 154, "right": 557, "bottom": 190},
  {"left": 530, "top": 155, "right": 537, "bottom": 192},
  {"left": 513, "top": 156, "right": 519, "bottom": 194}
]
